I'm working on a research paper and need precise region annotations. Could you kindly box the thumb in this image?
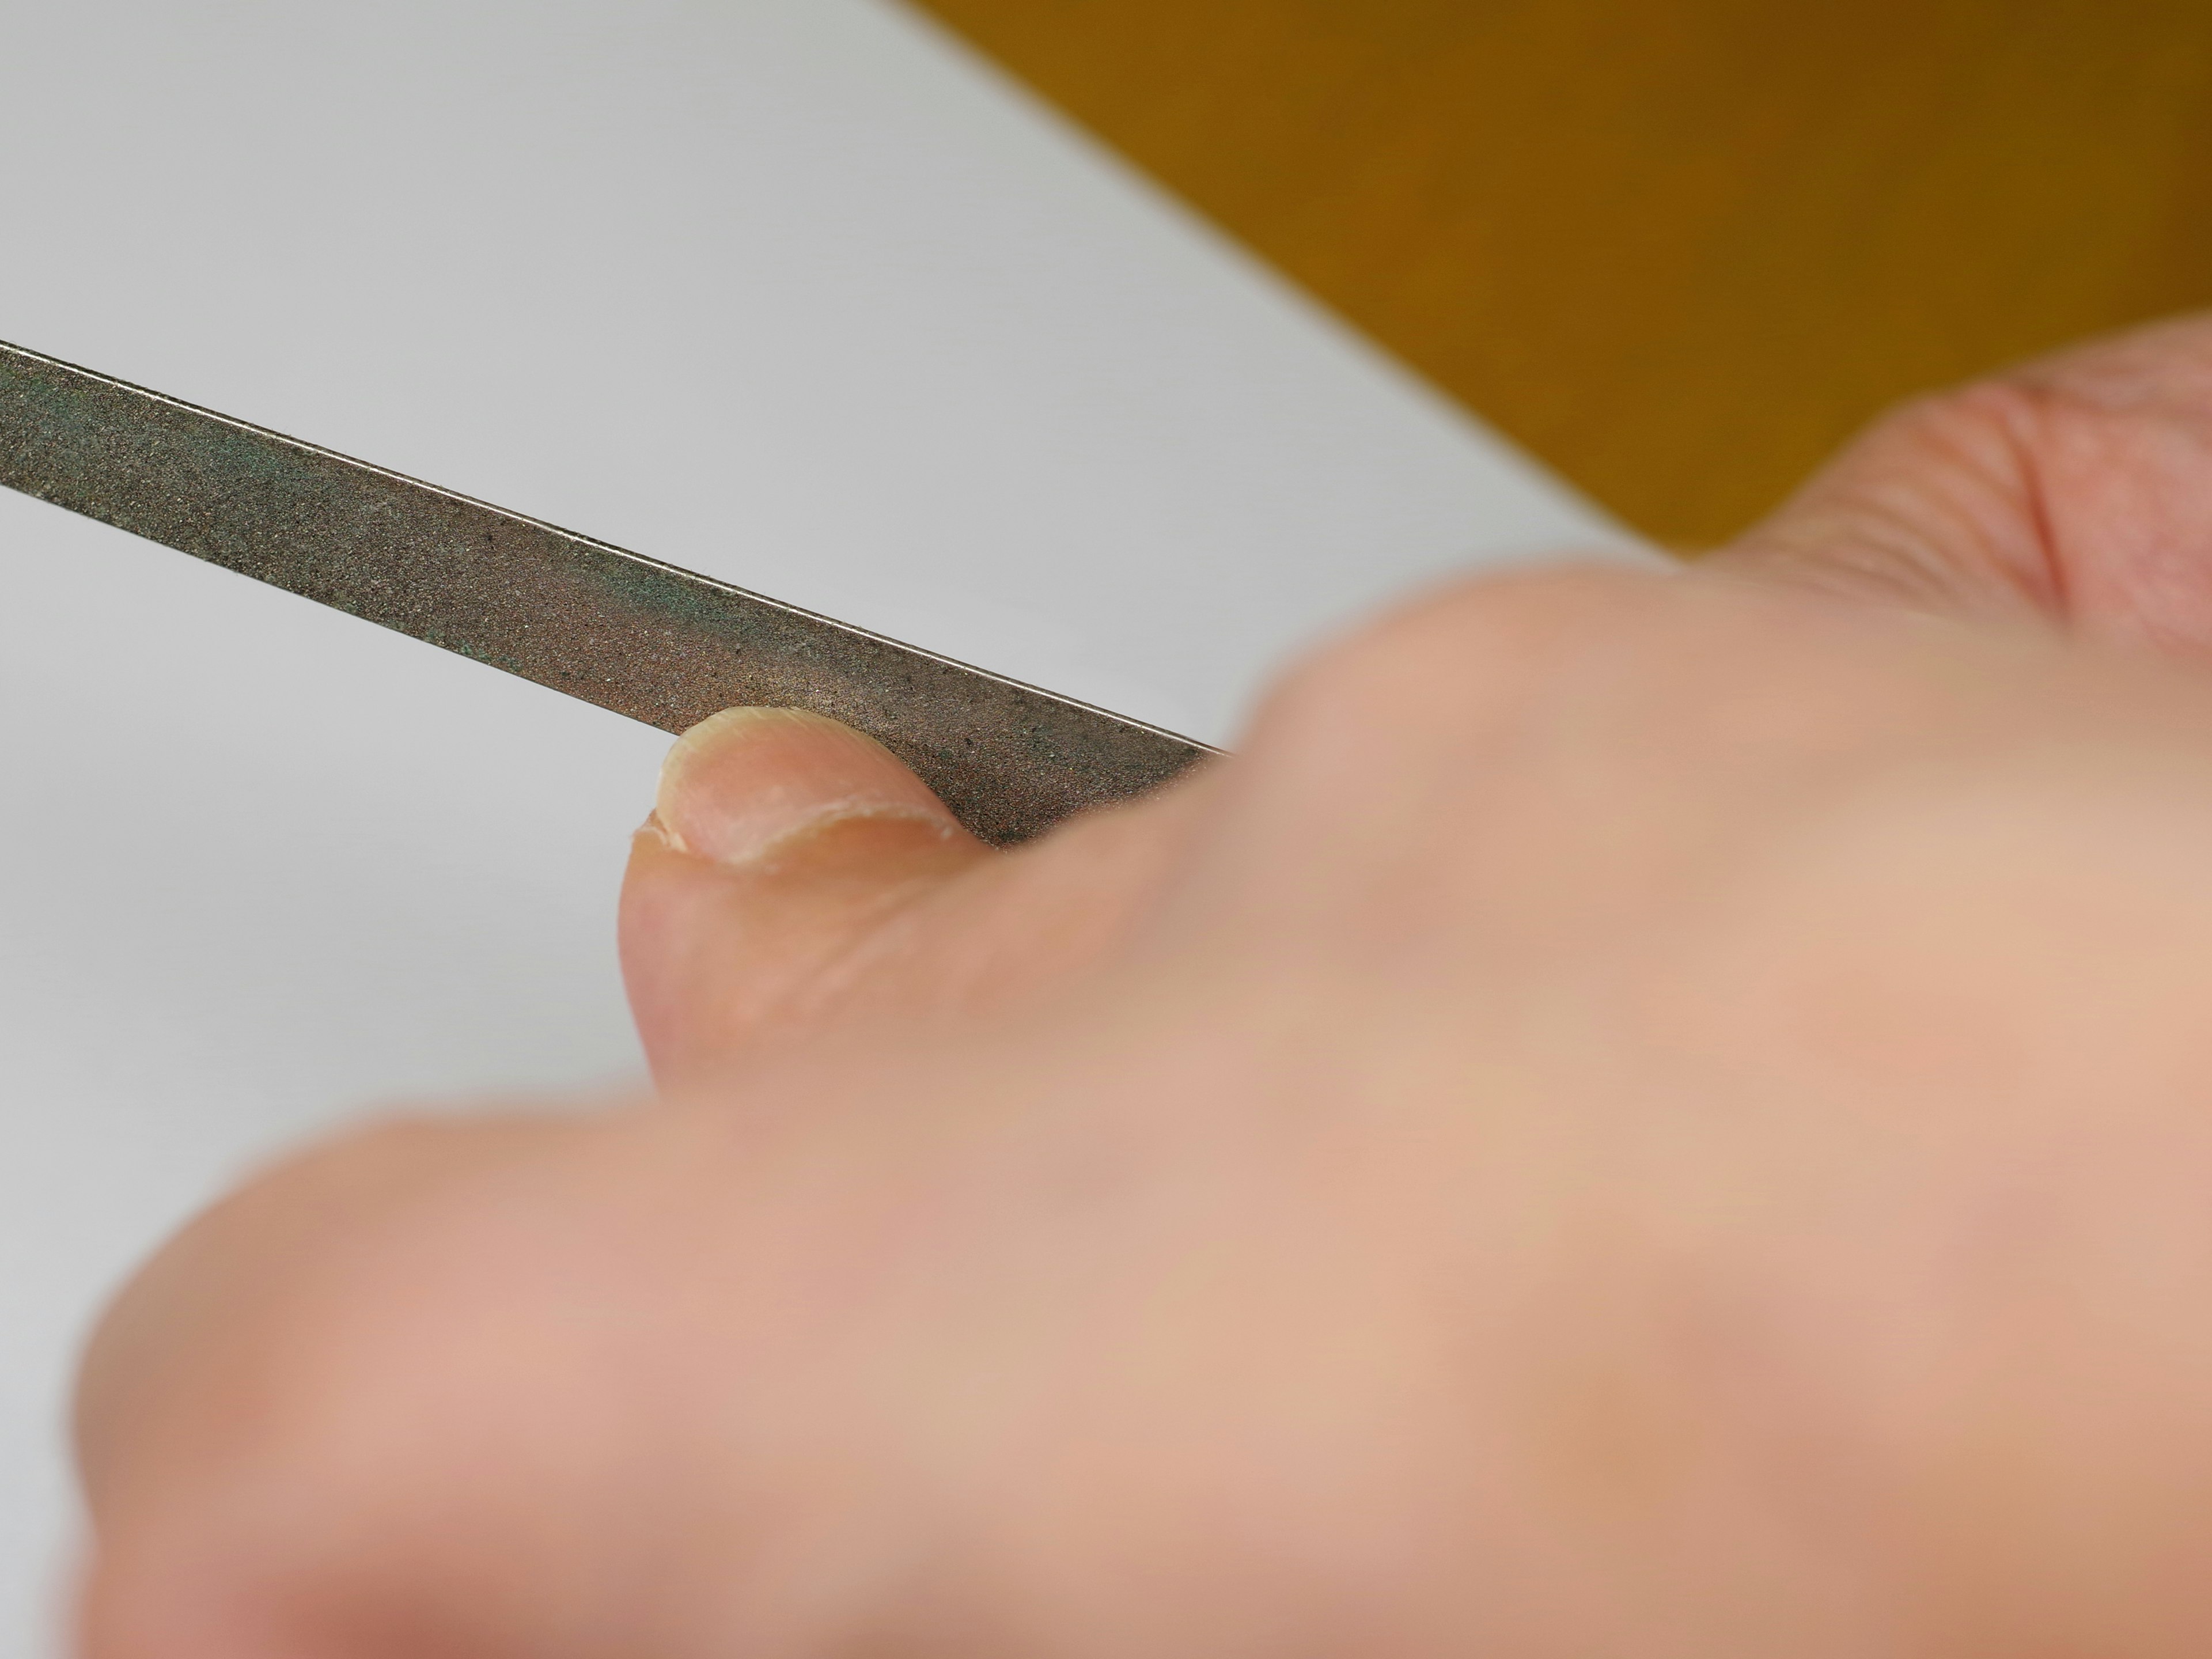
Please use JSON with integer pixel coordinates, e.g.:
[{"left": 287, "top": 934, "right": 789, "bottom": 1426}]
[
  {"left": 1713, "top": 313, "right": 2212, "bottom": 651},
  {"left": 620, "top": 707, "right": 992, "bottom": 1088}
]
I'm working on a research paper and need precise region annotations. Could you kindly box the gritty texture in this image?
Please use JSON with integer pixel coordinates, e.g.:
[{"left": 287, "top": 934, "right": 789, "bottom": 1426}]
[{"left": 0, "top": 341, "right": 1213, "bottom": 844}]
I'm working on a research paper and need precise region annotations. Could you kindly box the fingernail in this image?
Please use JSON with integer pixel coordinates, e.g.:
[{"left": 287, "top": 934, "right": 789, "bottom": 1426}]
[{"left": 653, "top": 707, "right": 956, "bottom": 866}]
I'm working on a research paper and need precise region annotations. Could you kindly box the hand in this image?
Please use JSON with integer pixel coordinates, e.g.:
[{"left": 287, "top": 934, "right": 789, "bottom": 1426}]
[{"left": 75, "top": 316, "right": 2212, "bottom": 1658}]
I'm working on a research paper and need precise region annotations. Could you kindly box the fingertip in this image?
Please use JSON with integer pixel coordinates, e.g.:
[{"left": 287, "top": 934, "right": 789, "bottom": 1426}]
[
  {"left": 654, "top": 707, "right": 964, "bottom": 869},
  {"left": 623, "top": 710, "right": 995, "bottom": 1078}
]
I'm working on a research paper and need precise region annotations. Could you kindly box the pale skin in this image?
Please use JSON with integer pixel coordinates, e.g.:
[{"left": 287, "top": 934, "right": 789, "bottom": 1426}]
[{"left": 72, "top": 314, "right": 2212, "bottom": 1656}]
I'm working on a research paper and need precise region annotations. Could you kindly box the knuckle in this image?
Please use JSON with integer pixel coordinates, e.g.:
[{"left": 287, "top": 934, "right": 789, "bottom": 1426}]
[
  {"left": 1855, "top": 378, "right": 2051, "bottom": 485},
  {"left": 79, "top": 1107, "right": 671, "bottom": 1646},
  {"left": 1245, "top": 564, "right": 1668, "bottom": 763},
  {"left": 84, "top": 1111, "right": 612, "bottom": 1501}
]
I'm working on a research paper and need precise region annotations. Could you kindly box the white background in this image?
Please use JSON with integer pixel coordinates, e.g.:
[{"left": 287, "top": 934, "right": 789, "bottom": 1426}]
[{"left": 0, "top": 0, "right": 1633, "bottom": 1647}]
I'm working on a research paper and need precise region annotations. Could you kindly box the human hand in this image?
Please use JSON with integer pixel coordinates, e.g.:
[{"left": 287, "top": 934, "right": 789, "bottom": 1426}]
[{"left": 75, "top": 316, "right": 2212, "bottom": 1657}]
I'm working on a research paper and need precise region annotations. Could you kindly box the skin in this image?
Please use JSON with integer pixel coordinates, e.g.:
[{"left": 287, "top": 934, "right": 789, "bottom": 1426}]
[{"left": 71, "top": 313, "right": 2212, "bottom": 1657}]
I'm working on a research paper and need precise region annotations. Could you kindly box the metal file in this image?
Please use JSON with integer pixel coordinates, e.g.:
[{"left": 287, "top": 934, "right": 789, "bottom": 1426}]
[{"left": 0, "top": 341, "right": 1214, "bottom": 844}]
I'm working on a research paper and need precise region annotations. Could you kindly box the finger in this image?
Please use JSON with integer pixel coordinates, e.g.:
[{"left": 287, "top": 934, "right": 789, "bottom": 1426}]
[
  {"left": 1715, "top": 312, "right": 2212, "bottom": 651},
  {"left": 620, "top": 707, "right": 1218, "bottom": 1088},
  {"left": 75, "top": 1109, "right": 645, "bottom": 1659},
  {"left": 620, "top": 707, "right": 991, "bottom": 1082}
]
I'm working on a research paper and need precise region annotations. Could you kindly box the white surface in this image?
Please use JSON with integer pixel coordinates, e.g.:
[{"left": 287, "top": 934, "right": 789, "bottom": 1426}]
[{"left": 0, "top": 0, "right": 1634, "bottom": 1647}]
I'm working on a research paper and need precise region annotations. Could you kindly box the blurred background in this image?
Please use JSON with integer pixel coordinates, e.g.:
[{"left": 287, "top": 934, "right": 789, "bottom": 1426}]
[{"left": 920, "top": 0, "right": 2212, "bottom": 545}]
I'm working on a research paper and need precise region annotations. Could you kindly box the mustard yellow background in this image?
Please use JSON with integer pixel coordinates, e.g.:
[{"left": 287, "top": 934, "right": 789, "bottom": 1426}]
[{"left": 918, "top": 0, "right": 2212, "bottom": 546}]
